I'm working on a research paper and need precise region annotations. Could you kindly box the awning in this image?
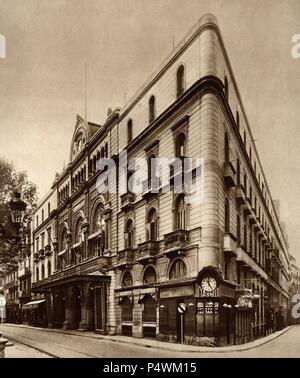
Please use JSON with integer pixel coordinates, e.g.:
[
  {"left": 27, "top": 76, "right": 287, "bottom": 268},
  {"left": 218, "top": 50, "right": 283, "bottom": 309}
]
[
  {"left": 23, "top": 299, "right": 46, "bottom": 309},
  {"left": 138, "top": 292, "right": 158, "bottom": 303}
]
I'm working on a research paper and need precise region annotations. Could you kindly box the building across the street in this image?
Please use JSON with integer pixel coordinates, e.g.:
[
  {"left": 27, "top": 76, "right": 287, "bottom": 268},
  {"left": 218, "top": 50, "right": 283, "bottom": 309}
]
[{"left": 26, "top": 13, "right": 292, "bottom": 346}]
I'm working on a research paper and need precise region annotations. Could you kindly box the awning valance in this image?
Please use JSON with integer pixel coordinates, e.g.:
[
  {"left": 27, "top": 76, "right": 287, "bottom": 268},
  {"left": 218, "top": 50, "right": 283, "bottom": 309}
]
[{"left": 23, "top": 299, "right": 46, "bottom": 309}]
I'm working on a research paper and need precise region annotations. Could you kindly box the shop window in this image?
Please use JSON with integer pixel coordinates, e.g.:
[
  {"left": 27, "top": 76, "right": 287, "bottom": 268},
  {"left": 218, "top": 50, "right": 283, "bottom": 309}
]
[
  {"left": 169, "top": 259, "right": 187, "bottom": 280},
  {"left": 121, "top": 297, "right": 133, "bottom": 322}
]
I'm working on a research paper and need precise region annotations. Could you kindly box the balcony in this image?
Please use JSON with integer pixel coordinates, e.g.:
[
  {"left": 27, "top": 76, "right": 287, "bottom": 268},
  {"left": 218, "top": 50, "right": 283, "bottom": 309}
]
[
  {"left": 136, "top": 240, "right": 160, "bottom": 262},
  {"left": 117, "top": 248, "right": 135, "bottom": 266},
  {"left": 224, "top": 162, "right": 236, "bottom": 188},
  {"left": 164, "top": 229, "right": 190, "bottom": 252},
  {"left": 45, "top": 244, "right": 52, "bottom": 256},
  {"left": 236, "top": 185, "right": 246, "bottom": 205},
  {"left": 223, "top": 233, "right": 237, "bottom": 257},
  {"left": 3, "top": 280, "right": 19, "bottom": 290},
  {"left": 39, "top": 249, "right": 45, "bottom": 260},
  {"left": 120, "top": 192, "right": 136, "bottom": 211}
]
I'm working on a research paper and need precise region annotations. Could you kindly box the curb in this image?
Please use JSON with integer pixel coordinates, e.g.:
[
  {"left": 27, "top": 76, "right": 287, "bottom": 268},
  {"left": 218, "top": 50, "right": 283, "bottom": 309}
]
[{"left": 2, "top": 323, "right": 294, "bottom": 354}]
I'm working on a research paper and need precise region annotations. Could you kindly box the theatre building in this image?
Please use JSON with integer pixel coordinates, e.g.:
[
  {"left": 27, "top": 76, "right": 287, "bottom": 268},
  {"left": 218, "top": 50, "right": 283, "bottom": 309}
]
[{"left": 30, "top": 14, "right": 290, "bottom": 345}]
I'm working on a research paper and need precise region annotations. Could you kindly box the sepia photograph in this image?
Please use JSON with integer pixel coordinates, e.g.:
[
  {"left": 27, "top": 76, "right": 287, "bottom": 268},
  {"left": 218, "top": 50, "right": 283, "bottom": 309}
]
[{"left": 0, "top": 0, "right": 300, "bottom": 366}]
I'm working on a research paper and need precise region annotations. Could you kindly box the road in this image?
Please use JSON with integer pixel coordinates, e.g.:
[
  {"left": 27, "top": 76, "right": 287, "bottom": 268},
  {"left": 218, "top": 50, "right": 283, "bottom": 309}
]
[{"left": 2, "top": 324, "right": 300, "bottom": 358}]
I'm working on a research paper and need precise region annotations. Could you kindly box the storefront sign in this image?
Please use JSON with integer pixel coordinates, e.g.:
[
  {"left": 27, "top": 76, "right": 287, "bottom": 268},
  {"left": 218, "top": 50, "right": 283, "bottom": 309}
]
[{"left": 160, "top": 285, "right": 194, "bottom": 299}]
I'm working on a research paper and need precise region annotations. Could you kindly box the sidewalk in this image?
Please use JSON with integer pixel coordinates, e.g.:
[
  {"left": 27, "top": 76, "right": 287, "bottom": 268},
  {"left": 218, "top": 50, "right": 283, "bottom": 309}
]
[{"left": 2, "top": 323, "right": 294, "bottom": 354}]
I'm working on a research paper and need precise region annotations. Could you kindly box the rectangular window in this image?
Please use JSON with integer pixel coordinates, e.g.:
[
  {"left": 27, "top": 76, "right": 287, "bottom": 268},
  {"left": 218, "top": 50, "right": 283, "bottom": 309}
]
[
  {"left": 36, "top": 237, "right": 39, "bottom": 252},
  {"left": 47, "top": 228, "right": 51, "bottom": 245},
  {"left": 41, "top": 233, "right": 45, "bottom": 249}
]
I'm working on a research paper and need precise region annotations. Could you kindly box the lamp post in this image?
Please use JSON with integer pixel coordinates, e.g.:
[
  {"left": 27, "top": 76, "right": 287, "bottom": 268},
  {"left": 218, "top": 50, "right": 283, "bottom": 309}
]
[{"left": 0, "top": 191, "right": 27, "bottom": 248}]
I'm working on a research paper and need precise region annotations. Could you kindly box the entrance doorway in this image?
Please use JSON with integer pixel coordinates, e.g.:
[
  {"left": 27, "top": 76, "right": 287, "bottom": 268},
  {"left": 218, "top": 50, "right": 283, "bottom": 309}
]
[
  {"left": 142, "top": 295, "right": 157, "bottom": 338},
  {"left": 70, "top": 286, "right": 81, "bottom": 329}
]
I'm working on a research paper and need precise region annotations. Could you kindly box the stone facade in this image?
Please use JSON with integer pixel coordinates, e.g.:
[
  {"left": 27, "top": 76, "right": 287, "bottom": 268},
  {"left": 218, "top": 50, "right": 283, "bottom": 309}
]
[{"left": 29, "top": 14, "right": 291, "bottom": 345}]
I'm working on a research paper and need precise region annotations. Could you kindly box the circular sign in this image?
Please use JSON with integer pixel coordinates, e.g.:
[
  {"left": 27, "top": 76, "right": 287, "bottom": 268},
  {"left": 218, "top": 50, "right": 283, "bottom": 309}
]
[
  {"left": 0, "top": 295, "right": 6, "bottom": 307},
  {"left": 177, "top": 302, "right": 187, "bottom": 314}
]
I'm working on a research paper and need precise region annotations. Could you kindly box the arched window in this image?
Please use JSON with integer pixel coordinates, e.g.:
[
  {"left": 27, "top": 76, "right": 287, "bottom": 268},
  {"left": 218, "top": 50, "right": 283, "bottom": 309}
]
[
  {"left": 149, "top": 95, "right": 155, "bottom": 124},
  {"left": 143, "top": 266, "right": 157, "bottom": 284},
  {"left": 225, "top": 198, "right": 230, "bottom": 233},
  {"left": 224, "top": 132, "right": 229, "bottom": 163},
  {"left": 176, "top": 65, "right": 185, "bottom": 98},
  {"left": 94, "top": 204, "right": 104, "bottom": 231},
  {"left": 127, "top": 119, "right": 133, "bottom": 144},
  {"left": 60, "top": 228, "right": 67, "bottom": 251},
  {"left": 175, "top": 195, "right": 187, "bottom": 230},
  {"left": 122, "top": 271, "right": 133, "bottom": 288},
  {"left": 48, "top": 261, "right": 51, "bottom": 277},
  {"left": 244, "top": 221, "right": 248, "bottom": 251},
  {"left": 36, "top": 267, "right": 39, "bottom": 282},
  {"left": 75, "top": 218, "right": 83, "bottom": 243},
  {"left": 125, "top": 219, "right": 134, "bottom": 248},
  {"left": 237, "top": 158, "right": 240, "bottom": 185},
  {"left": 101, "top": 147, "right": 105, "bottom": 159},
  {"left": 147, "top": 208, "right": 158, "bottom": 240},
  {"left": 237, "top": 214, "right": 241, "bottom": 244},
  {"left": 41, "top": 264, "right": 45, "bottom": 280},
  {"left": 175, "top": 132, "right": 186, "bottom": 158},
  {"left": 169, "top": 259, "right": 187, "bottom": 280},
  {"left": 224, "top": 76, "right": 228, "bottom": 99}
]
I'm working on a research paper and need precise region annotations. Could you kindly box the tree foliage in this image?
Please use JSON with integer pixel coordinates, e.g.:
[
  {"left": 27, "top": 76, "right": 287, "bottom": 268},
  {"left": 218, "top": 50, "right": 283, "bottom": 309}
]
[{"left": 0, "top": 156, "right": 38, "bottom": 268}]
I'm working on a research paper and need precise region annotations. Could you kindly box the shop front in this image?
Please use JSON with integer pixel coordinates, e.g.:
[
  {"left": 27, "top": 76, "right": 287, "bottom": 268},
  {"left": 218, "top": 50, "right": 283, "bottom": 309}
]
[
  {"left": 157, "top": 266, "right": 254, "bottom": 346},
  {"left": 32, "top": 273, "right": 110, "bottom": 333}
]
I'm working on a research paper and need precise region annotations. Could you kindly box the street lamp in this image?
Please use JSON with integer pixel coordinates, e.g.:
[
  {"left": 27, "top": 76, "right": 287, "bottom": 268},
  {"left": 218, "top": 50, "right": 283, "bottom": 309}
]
[
  {"left": 8, "top": 192, "right": 27, "bottom": 228},
  {"left": 0, "top": 191, "right": 27, "bottom": 248}
]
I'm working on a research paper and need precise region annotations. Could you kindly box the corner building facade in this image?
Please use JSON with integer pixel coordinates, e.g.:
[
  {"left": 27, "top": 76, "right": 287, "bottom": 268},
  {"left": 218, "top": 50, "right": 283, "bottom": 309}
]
[{"left": 31, "top": 14, "right": 290, "bottom": 345}]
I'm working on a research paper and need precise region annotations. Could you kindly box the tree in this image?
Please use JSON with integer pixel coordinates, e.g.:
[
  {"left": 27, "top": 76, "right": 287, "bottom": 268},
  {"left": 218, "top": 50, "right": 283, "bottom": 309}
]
[{"left": 0, "top": 156, "right": 38, "bottom": 268}]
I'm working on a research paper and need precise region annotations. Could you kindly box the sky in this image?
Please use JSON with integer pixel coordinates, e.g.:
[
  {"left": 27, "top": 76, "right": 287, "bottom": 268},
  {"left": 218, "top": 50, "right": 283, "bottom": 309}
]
[{"left": 0, "top": 0, "right": 299, "bottom": 261}]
